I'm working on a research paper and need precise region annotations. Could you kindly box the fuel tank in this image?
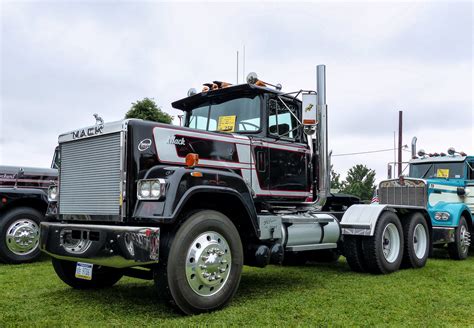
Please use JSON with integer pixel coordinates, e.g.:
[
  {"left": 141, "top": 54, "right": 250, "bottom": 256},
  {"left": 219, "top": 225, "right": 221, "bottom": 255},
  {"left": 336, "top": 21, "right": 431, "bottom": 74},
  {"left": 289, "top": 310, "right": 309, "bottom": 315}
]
[{"left": 281, "top": 213, "right": 340, "bottom": 251}]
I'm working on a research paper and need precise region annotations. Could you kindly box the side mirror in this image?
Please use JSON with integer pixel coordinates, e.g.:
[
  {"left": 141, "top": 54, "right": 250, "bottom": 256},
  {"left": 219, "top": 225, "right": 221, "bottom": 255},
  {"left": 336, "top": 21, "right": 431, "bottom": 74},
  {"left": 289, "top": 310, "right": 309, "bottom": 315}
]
[
  {"left": 457, "top": 187, "right": 466, "bottom": 197},
  {"left": 302, "top": 93, "right": 317, "bottom": 135}
]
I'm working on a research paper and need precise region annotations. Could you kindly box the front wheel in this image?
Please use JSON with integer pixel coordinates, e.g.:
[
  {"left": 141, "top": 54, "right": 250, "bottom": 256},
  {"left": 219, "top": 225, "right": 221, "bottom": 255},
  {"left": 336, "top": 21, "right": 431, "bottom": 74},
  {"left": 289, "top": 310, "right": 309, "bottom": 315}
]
[
  {"left": 448, "top": 216, "right": 470, "bottom": 260},
  {"left": 52, "top": 258, "right": 123, "bottom": 289},
  {"left": 0, "top": 207, "right": 42, "bottom": 264},
  {"left": 154, "top": 210, "right": 243, "bottom": 315},
  {"left": 362, "top": 211, "right": 404, "bottom": 274}
]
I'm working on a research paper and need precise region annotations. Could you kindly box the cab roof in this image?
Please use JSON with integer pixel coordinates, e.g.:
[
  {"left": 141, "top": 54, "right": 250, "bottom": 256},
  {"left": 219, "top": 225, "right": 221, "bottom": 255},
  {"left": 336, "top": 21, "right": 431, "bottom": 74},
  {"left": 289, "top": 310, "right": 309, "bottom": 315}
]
[
  {"left": 410, "top": 156, "right": 469, "bottom": 164},
  {"left": 172, "top": 83, "right": 297, "bottom": 111}
]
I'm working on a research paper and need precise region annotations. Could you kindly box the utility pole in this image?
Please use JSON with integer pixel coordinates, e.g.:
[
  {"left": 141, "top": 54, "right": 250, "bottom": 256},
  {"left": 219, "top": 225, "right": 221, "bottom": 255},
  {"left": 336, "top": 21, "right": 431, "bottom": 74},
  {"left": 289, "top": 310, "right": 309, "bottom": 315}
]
[{"left": 398, "top": 110, "right": 403, "bottom": 177}]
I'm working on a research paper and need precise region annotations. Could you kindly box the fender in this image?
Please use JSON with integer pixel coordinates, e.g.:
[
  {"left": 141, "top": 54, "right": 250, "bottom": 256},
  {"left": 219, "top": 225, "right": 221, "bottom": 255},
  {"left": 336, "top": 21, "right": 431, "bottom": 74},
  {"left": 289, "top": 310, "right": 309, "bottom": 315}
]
[
  {"left": 340, "top": 204, "right": 390, "bottom": 236},
  {"left": 0, "top": 188, "right": 48, "bottom": 213},
  {"left": 340, "top": 204, "right": 430, "bottom": 236},
  {"left": 132, "top": 165, "right": 259, "bottom": 235},
  {"left": 429, "top": 202, "right": 473, "bottom": 228}
]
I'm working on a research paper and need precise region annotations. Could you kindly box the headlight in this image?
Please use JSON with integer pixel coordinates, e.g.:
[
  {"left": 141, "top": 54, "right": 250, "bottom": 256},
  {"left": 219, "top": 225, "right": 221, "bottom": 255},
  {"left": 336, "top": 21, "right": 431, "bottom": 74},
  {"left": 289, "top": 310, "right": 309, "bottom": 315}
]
[
  {"left": 48, "top": 185, "right": 58, "bottom": 202},
  {"left": 151, "top": 182, "right": 161, "bottom": 198},
  {"left": 139, "top": 181, "right": 151, "bottom": 198},
  {"left": 434, "top": 212, "right": 450, "bottom": 221},
  {"left": 137, "top": 179, "right": 165, "bottom": 200}
]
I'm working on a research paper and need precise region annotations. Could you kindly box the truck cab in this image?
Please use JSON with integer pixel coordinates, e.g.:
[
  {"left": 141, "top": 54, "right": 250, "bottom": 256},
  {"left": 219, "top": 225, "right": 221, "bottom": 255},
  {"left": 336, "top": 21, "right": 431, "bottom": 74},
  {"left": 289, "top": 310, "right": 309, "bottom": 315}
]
[
  {"left": 173, "top": 83, "right": 312, "bottom": 204},
  {"left": 0, "top": 152, "right": 58, "bottom": 263},
  {"left": 406, "top": 152, "right": 474, "bottom": 259}
]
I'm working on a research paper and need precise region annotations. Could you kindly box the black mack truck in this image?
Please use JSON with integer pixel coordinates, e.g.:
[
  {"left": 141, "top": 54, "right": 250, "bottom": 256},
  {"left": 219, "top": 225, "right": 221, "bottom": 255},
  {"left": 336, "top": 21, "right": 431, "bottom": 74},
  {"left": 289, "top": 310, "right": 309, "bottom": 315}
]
[{"left": 41, "top": 65, "right": 432, "bottom": 314}]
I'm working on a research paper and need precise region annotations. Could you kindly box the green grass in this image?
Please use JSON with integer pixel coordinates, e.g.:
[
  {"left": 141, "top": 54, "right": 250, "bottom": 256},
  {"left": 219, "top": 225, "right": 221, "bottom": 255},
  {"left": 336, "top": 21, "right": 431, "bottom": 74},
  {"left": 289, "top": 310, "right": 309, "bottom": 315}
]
[{"left": 1, "top": 252, "right": 474, "bottom": 327}]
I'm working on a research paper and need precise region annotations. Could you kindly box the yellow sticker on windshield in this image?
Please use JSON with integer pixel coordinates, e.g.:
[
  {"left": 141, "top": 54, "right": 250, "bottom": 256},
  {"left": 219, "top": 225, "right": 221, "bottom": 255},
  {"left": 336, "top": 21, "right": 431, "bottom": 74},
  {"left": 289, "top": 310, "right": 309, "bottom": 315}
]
[
  {"left": 437, "top": 169, "right": 449, "bottom": 178},
  {"left": 217, "top": 115, "right": 236, "bottom": 132}
]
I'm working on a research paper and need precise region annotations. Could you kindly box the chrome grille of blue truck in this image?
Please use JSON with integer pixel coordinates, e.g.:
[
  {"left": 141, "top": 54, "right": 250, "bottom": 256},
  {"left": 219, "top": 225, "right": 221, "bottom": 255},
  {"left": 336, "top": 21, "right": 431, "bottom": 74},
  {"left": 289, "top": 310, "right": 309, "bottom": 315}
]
[
  {"left": 379, "top": 181, "right": 427, "bottom": 208},
  {"left": 59, "top": 133, "right": 122, "bottom": 216}
]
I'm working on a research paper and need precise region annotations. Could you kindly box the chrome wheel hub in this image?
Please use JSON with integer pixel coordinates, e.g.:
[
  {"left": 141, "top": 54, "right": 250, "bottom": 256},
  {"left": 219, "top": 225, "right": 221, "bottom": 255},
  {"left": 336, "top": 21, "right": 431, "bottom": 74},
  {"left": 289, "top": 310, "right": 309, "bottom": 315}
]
[
  {"left": 6, "top": 219, "right": 39, "bottom": 255},
  {"left": 382, "top": 223, "right": 400, "bottom": 263},
  {"left": 460, "top": 225, "right": 470, "bottom": 253},
  {"left": 413, "top": 223, "right": 427, "bottom": 259},
  {"left": 186, "top": 231, "right": 232, "bottom": 296}
]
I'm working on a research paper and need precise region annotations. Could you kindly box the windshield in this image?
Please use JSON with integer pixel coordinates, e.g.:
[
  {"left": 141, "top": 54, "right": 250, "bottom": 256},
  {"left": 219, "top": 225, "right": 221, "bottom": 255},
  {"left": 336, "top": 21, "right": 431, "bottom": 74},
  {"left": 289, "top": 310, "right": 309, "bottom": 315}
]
[
  {"left": 409, "top": 162, "right": 464, "bottom": 179},
  {"left": 185, "top": 95, "right": 261, "bottom": 133}
]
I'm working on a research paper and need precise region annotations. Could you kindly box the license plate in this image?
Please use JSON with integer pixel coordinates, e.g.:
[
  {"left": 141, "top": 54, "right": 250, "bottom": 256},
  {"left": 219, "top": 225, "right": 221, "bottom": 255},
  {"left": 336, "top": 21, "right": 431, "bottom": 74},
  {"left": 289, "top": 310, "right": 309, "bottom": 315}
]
[{"left": 75, "top": 262, "right": 93, "bottom": 280}]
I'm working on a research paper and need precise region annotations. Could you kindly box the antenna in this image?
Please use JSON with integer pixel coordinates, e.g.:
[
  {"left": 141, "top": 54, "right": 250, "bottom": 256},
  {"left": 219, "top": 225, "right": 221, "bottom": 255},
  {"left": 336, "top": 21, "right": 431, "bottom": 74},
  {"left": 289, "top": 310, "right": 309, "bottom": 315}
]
[
  {"left": 236, "top": 50, "right": 239, "bottom": 84},
  {"left": 242, "top": 45, "right": 245, "bottom": 83}
]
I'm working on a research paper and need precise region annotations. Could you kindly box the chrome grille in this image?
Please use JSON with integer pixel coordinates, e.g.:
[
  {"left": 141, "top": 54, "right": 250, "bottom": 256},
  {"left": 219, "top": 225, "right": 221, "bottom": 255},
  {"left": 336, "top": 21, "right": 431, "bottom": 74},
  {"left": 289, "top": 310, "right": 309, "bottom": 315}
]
[
  {"left": 59, "top": 133, "right": 122, "bottom": 216},
  {"left": 379, "top": 185, "right": 427, "bottom": 207}
]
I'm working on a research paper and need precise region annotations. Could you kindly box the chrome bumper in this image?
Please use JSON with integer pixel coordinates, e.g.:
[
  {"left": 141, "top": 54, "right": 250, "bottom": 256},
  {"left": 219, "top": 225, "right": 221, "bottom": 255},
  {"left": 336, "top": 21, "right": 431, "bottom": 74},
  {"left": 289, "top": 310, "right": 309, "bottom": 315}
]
[
  {"left": 40, "top": 222, "right": 160, "bottom": 268},
  {"left": 432, "top": 226, "right": 455, "bottom": 244}
]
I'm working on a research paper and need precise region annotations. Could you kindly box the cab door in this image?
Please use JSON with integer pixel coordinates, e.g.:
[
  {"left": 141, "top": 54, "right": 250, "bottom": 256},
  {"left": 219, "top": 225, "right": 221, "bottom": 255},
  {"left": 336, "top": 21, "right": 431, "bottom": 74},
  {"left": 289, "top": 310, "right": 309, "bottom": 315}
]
[
  {"left": 266, "top": 97, "right": 310, "bottom": 197},
  {"left": 250, "top": 138, "right": 270, "bottom": 196}
]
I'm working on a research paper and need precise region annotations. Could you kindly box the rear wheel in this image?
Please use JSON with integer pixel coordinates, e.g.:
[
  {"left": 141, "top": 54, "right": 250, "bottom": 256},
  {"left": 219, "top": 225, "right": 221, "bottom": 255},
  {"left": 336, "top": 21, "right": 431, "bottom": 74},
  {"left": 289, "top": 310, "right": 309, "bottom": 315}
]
[
  {"left": 343, "top": 236, "right": 368, "bottom": 272},
  {"left": 52, "top": 258, "right": 123, "bottom": 289},
  {"left": 154, "top": 210, "right": 243, "bottom": 315},
  {"left": 362, "top": 211, "right": 403, "bottom": 274},
  {"left": 401, "top": 212, "right": 430, "bottom": 268},
  {"left": 448, "top": 216, "right": 470, "bottom": 260},
  {"left": 0, "top": 207, "right": 42, "bottom": 264}
]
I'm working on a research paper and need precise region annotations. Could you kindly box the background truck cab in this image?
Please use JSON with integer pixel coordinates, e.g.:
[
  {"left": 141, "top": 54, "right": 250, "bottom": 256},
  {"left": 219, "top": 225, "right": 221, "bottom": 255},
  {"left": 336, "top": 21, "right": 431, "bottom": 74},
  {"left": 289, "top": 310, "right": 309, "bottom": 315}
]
[
  {"left": 403, "top": 151, "right": 474, "bottom": 259},
  {"left": 0, "top": 150, "right": 58, "bottom": 263}
]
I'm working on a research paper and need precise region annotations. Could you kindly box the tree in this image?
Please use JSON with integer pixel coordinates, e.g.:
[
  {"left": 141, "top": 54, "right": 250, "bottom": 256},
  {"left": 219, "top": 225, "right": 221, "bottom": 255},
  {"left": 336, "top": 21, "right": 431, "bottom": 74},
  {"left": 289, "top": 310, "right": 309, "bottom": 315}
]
[
  {"left": 125, "top": 98, "right": 173, "bottom": 124},
  {"left": 342, "top": 164, "right": 376, "bottom": 201},
  {"left": 330, "top": 165, "right": 346, "bottom": 191}
]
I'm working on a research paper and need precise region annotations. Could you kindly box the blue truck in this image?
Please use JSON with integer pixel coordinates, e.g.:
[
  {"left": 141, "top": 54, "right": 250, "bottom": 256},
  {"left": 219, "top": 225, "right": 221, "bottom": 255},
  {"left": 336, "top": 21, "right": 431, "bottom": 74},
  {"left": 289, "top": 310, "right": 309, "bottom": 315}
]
[
  {"left": 341, "top": 148, "right": 473, "bottom": 274},
  {"left": 402, "top": 149, "right": 474, "bottom": 259}
]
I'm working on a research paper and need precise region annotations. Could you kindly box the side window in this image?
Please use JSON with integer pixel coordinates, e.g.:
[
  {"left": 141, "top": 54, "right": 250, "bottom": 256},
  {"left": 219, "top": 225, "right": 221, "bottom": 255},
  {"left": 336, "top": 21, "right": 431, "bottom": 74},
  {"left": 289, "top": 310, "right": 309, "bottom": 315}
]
[
  {"left": 468, "top": 162, "right": 474, "bottom": 180},
  {"left": 188, "top": 115, "right": 209, "bottom": 130},
  {"left": 268, "top": 98, "right": 298, "bottom": 139}
]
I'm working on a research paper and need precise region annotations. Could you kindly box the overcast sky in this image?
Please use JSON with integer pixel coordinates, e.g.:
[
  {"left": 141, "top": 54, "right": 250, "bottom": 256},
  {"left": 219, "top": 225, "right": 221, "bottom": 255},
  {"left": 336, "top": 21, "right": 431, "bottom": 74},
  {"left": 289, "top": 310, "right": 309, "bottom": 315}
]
[{"left": 0, "top": 0, "right": 472, "bottom": 182}]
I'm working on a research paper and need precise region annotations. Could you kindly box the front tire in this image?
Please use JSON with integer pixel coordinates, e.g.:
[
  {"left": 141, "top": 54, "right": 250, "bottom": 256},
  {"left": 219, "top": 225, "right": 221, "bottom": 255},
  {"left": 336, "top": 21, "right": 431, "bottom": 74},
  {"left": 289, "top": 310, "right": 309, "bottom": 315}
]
[
  {"left": 154, "top": 210, "right": 243, "bottom": 315},
  {"left": 362, "top": 211, "right": 404, "bottom": 274},
  {"left": 401, "top": 212, "right": 430, "bottom": 268},
  {"left": 0, "top": 207, "right": 42, "bottom": 264},
  {"left": 448, "top": 216, "right": 470, "bottom": 260},
  {"left": 52, "top": 258, "right": 123, "bottom": 289}
]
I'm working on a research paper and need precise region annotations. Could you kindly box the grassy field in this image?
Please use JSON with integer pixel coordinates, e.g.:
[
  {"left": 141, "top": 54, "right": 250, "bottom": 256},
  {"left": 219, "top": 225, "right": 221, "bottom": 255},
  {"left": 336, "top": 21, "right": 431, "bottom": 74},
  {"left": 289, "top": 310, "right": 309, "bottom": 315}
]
[{"left": 1, "top": 252, "right": 474, "bottom": 327}]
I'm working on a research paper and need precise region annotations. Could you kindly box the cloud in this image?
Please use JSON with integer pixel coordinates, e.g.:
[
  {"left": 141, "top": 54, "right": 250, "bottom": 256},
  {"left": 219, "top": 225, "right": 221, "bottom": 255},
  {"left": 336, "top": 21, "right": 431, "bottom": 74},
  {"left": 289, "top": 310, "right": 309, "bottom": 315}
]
[{"left": 0, "top": 1, "right": 472, "bottom": 183}]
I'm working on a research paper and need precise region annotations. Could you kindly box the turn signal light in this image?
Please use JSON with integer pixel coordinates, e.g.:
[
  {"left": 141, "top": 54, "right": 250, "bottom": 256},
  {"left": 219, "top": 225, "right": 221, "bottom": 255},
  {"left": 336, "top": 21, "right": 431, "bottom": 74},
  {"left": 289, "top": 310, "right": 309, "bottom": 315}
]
[{"left": 185, "top": 153, "right": 199, "bottom": 168}]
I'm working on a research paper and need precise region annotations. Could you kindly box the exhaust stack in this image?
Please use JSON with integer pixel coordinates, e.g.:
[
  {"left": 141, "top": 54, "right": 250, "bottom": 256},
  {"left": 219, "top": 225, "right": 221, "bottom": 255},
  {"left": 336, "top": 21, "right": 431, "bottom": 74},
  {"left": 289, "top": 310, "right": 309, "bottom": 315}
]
[
  {"left": 411, "top": 137, "right": 417, "bottom": 158},
  {"left": 315, "top": 65, "right": 329, "bottom": 207}
]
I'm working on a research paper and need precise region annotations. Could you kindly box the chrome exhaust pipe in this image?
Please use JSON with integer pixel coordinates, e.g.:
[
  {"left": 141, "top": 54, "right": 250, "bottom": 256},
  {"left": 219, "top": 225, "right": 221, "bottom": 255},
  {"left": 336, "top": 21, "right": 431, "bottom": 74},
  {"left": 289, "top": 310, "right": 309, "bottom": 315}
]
[
  {"left": 315, "top": 65, "right": 328, "bottom": 207},
  {"left": 411, "top": 136, "right": 417, "bottom": 158}
]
